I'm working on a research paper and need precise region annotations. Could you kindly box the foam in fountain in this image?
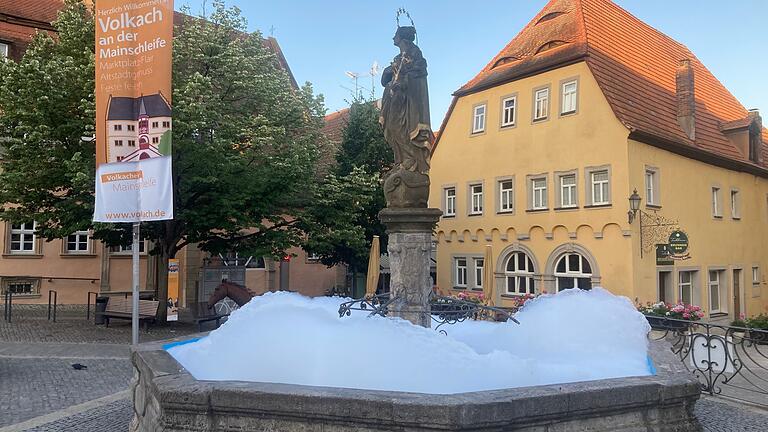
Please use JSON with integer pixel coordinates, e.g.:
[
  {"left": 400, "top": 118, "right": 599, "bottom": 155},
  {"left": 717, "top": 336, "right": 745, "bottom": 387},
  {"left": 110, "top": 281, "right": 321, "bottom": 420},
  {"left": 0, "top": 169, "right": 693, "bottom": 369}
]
[{"left": 168, "top": 287, "right": 651, "bottom": 394}]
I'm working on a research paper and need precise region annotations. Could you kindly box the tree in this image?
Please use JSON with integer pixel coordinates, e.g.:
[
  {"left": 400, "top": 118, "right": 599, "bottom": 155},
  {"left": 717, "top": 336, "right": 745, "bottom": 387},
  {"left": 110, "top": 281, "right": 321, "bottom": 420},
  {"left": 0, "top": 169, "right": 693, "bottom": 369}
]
[
  {"left": 0, "top": 0, "right": 326, "bottom": 320},
  {"left": 303, "top": 97, "right": 392, "bottom": 288}
]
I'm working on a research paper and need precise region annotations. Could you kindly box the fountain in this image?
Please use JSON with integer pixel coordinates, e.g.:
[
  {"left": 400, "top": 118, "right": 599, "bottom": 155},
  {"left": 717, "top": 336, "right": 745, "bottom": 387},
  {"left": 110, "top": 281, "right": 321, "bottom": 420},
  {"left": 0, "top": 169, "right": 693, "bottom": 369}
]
[{"left": 129, "top": 15, "right": 702, "bottom": 432}]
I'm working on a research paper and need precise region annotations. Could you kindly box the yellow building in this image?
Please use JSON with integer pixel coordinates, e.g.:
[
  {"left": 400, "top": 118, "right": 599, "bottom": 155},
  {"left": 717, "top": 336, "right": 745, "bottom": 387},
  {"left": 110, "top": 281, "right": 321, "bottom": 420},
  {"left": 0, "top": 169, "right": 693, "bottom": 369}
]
[{"left": 430, "top": 0, "right": 768, "bottom": 321}]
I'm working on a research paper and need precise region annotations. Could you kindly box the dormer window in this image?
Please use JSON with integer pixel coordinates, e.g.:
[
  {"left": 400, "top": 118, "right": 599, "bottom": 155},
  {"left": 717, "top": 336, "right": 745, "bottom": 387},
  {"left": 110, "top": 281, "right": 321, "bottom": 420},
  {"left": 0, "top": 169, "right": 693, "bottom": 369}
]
[
  {"left": 535, "top": 40, "right": 567, "bottom": 55},
  {"left": 0, "top": 42, "right": 9, "bottom": 59},
  {"left": 536, "top": 12, "right": 566, "bottom": 25}
]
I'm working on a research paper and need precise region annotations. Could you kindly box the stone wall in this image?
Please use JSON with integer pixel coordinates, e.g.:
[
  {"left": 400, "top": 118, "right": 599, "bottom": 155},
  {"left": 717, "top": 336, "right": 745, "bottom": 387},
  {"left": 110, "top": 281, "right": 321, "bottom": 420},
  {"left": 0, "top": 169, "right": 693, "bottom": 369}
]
[{"left": 131, "top": 336, "right": 702, "bottom": 431}]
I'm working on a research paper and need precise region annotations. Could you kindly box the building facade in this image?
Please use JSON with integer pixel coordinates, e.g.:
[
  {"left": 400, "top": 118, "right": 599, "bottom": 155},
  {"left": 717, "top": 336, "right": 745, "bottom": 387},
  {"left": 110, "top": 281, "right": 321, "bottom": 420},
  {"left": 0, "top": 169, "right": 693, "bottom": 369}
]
[
  {"left": 430, "top": 0, "right": 768, "bottom": 321},
  {"left": 106, "top": 94, "right": 172, "bottom": 162},
  {"left": 0, "top": 1, "right": 344, "bottom": 307}
]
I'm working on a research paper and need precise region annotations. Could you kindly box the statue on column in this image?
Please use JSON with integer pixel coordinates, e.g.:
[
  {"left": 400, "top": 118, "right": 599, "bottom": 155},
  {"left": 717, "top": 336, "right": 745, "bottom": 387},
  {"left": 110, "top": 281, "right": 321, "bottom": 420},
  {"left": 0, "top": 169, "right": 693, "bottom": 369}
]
[{"left": 380, "top": 19, "right": 434, "bottom": 208}]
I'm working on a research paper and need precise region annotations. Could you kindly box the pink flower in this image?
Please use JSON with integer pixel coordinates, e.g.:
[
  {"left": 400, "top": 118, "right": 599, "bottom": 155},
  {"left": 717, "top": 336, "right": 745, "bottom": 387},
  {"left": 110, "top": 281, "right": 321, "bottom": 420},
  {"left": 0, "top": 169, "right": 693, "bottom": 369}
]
[
  {"left": 697, "top": 312, "right": 705, "bottom": 318},
  {"left": 683, "top": 312, "right": 690, "bottom": 319}
]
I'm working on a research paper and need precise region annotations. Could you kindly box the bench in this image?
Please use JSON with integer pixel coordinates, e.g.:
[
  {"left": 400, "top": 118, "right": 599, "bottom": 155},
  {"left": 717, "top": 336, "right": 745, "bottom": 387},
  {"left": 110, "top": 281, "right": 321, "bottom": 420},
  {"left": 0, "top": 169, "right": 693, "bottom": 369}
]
[
  {"left": 192, "top": 302, "right": 229, "bottom": 332},
  {"left": 100, "top": 297, "right": 160, "bottom": 331}
]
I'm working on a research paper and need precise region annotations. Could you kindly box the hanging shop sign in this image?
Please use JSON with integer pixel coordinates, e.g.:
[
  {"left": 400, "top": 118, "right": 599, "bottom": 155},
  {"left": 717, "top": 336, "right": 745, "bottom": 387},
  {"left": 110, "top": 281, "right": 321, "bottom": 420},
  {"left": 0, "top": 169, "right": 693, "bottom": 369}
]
[
  {"left": 655, "top": 244, "right": 674, "bottom": 266},
  {"left": 667, "top": 230, "right": 691, "bottom": 260},
  {"left": 93, "top": 0, "right": 174, "bottom": 222}
]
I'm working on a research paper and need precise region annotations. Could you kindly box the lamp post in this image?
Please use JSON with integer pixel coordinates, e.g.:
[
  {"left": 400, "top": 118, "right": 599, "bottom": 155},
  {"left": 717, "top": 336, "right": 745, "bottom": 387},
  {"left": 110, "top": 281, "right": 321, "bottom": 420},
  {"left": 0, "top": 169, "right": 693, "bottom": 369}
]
[{"left": 628, "top": 189, "right": 641, "bottom": 224}]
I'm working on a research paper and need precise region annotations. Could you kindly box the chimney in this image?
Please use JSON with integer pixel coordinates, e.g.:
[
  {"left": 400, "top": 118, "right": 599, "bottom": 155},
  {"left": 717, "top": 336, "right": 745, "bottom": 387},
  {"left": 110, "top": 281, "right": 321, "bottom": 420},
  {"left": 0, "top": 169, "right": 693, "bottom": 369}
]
[{"left": 676, "top": 59, "right": 696, "bottom": 141}]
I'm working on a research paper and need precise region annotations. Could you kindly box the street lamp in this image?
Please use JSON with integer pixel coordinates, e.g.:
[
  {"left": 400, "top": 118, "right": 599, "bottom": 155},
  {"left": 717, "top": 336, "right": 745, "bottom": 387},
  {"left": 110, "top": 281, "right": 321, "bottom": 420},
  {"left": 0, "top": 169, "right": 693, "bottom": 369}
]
[{"left": 628, "top": 189, "right": 641, "bottom": 224}]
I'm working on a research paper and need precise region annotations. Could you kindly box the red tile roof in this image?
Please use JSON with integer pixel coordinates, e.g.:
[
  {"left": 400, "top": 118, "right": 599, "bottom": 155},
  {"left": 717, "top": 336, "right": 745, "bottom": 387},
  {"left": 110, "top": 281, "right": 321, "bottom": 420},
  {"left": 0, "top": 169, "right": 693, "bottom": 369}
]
[
  {"left": 322, "top": 108, "right": 350, "bottom": 145},
  {"left": 449, "top": 0, "right": 767, "bottom": 171},
  {"left": 0, "top": 0, "right": 62, "bottom": 24}
]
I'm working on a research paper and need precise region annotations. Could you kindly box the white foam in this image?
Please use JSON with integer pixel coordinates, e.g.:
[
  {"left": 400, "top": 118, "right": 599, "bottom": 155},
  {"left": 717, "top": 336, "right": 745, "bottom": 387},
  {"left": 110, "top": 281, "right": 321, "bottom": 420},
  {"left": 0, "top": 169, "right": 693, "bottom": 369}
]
[{"left": 168, "top": 287, "right": 651, "bottom": 394}]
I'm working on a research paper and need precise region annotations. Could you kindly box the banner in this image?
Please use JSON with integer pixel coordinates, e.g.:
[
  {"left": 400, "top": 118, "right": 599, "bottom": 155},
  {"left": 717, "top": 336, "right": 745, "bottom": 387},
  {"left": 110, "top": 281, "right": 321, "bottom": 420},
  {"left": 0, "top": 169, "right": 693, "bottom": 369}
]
[
  {"left": 167, "top": 258, "right": 180, "bottom": 321},
  {"left": 93, "top": 0, "right": 174, "bottom": 222}
]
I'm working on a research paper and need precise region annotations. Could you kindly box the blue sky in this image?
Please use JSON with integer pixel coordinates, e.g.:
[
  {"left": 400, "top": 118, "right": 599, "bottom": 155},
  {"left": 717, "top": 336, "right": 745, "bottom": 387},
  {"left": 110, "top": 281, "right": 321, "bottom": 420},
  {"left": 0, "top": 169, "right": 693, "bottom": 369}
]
[{"left": 178, "top": 1, "right": 767, "bottom": 125}]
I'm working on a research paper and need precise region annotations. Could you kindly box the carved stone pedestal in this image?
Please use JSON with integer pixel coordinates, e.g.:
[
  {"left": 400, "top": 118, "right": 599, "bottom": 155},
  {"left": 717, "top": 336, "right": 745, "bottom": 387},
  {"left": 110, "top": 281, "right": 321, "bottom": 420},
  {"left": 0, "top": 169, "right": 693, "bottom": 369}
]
[{"left": 379, "top": 207, "right": 442, "bottom": 327}]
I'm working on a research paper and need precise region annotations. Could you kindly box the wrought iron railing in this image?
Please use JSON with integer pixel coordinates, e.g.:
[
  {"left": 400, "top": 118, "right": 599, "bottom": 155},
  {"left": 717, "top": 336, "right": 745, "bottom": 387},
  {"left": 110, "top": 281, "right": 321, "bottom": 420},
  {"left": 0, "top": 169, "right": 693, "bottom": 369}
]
[
  {"left": 338, "top": 293, "right": 519, "bottom": 332},
  {"left": 646, "top": 315, "right": 768, "bottom": 407}
]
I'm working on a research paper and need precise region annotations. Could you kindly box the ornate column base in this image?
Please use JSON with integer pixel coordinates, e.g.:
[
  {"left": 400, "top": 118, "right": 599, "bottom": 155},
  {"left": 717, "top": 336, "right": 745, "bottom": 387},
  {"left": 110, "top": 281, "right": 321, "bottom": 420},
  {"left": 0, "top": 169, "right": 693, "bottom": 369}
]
[{"left": 379, "top": 207, "right": 442, "bottom": 327}]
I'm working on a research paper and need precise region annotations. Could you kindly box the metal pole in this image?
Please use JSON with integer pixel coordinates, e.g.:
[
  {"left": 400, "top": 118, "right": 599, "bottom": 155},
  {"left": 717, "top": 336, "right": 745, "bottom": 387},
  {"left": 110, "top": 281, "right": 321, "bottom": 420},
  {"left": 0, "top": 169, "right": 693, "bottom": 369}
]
[{"left": 132, "top": 222, "right": 140, "bottom": 346}]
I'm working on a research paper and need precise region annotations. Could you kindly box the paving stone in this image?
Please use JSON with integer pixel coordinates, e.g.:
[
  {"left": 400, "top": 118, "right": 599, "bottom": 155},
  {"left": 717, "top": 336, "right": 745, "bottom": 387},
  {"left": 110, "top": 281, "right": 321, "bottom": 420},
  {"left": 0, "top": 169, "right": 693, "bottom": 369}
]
[
  {"left": 695, "top": 397, "right": 768, "bottom": 432},
  {"left": 1, "top": 305, "right": 204, "bottom": 344},
  {"left": 0, "top": 358, "right": 133, "bottom": 428},
  {"left": 22, "top": 398, "right": 133, "bottom": 432}
]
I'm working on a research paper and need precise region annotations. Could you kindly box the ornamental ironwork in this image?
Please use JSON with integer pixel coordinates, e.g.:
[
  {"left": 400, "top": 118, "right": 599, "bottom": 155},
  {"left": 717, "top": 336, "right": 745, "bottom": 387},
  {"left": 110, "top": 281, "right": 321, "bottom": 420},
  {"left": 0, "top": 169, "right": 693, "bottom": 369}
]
[
  {"left": 338, "top": 293, "right": 520, "bottom": 332},
  {"left": 638, "top": 209, "right": 680, "bottom": 258},
  {"left": 648, "top": 316, "right": 768, "bottom": 407}
]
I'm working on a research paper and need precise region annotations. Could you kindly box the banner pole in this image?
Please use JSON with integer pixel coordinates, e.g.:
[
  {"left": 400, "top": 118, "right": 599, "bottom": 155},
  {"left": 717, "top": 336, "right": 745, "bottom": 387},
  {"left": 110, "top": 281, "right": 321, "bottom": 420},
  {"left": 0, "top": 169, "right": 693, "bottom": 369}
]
[{"left": 132, "top": 222, "right": 140, "bottom": 346}]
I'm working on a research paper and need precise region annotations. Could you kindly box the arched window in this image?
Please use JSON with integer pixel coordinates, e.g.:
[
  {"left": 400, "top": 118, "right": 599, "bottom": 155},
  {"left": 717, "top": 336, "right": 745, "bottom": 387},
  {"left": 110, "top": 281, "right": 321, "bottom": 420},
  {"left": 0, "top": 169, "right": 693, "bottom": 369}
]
[
  {"left": 554, "top": 252, "right": 592, "bottom": 291},
  {"left": 505, "top": 251, "right": 536, "bottom": 295}
]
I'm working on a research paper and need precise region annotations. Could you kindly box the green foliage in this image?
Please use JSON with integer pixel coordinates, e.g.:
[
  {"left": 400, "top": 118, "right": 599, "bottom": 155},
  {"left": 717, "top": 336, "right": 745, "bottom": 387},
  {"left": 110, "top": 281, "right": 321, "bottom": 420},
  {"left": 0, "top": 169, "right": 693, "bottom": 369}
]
[
  {"left": 300, "top": 167, "right": 378, "bottom": 270},
  {"left": 335, "top": 99, "right": 392, "bottom": 177},
  {"left": 0, "top": 1, "right": 326, "bottom": 293},
  {"left": 0, "top": 0, "right": 95, "bottom": 238},
  {"left": 745, "top": 314, "right": 768, "bottom": 330},
  {"left": 303, "top": 97, "right": 392, "bottom": 272}
]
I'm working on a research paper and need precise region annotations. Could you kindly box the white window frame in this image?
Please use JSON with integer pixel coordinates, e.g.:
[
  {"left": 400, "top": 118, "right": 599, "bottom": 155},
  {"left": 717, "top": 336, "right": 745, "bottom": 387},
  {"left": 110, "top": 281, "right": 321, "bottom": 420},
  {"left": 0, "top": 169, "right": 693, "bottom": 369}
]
[
  {"left": 712, "top": 187, "right": 722, "bottom": 218},
  {"left": 645, "top": 167, "right": 660, "bottom": 207},
  {"left": 1, "top": 278, "right": 41, "bottom": 297},
  {"left": 474, "top": 258, "right": 484, "bottom": 290},
  {"left": 554, "top": 253, "right": 592, "bottom": 291},
  {"left": 0, "top": 42, "right": 8, "bottom": 59},
  {"left": 498, "top": 179, "right": 514, "bottom": 213},
  {"left": 9, "top": 222, "right": 36, "bottom": 254},
  {"left": 505, "top": 251, "right": 535, "bottom": 295},
  {"left": 730, "top": 189, "right": 740, "bottom": 220},
  {"left": 470, "top": 183, "right": 483, "bottom": 215},
  {"left": 708, "top": 270, "right": 724, "bottom": 314},
  {"left": 500, "top": 95, "right": 517, "bottom": 128},
  {"left": 590, "top": 170, "right": 610, "bottom": 205},
  {"left": 559, "top": 173, "right": 577, "bottom": 208},
  {"left": 455, "top": 258, "right": 468, "bottom": 288},
  {"left": 560, "top": 79, "right": 578, "bottom": 115},
  {"left": 533, "top": 87, "right": 549, "bottom": 121},
  {"left": 444, "top": 187, "right": 456, "bottom": 217},
  {"left": 111, "top": 241, "right": 147, "bottom": 255},
  {"left": 65, "top": 230, "right": 90, "bottom": 254},
  {"left": 679, "top": 271, "right": 693, "bottom": 304},
  {"left": 472, "top": 104, "right": 486, "bottom": 134},
  {"left": 753, "top": 266, "right": 760, "bottom": 284},
  {"left": 531, "top": 177, "right": 548, "bottom": 210}
]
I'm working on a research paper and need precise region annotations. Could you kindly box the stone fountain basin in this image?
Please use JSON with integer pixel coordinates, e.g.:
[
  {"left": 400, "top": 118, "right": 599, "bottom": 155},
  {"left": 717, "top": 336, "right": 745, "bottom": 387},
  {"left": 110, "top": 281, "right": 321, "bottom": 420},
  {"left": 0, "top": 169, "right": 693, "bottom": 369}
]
[{"left": 130, "top": 334, "right": 701, "bottom": 432}]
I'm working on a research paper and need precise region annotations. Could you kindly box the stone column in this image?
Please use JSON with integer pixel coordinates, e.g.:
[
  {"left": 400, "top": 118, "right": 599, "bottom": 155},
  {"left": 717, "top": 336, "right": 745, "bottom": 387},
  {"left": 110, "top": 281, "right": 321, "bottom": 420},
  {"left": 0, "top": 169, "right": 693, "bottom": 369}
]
[{"left": 379, "top": 207, "right": 442, "bottom": 327}]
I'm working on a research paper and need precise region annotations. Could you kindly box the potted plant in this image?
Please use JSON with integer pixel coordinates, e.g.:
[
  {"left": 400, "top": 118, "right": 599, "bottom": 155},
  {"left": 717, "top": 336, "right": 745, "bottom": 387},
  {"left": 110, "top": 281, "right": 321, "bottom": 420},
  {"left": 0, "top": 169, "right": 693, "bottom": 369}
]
[
  {"left": 730, "top": 314, "right": 748, "bottom": 335},
  {"left": 637, "top": 302, "right": 704, "bottom": 330},
  {"left": 744, "top": 314, "right": 768, "bottom": 344}
]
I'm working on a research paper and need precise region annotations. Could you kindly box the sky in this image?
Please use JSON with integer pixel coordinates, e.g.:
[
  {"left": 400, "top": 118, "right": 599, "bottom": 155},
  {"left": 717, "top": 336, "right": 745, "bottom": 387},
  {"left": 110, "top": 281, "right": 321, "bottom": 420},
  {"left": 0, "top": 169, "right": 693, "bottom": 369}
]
[{"left": 177, "top": 1, "right": 768, "bottom": 126}]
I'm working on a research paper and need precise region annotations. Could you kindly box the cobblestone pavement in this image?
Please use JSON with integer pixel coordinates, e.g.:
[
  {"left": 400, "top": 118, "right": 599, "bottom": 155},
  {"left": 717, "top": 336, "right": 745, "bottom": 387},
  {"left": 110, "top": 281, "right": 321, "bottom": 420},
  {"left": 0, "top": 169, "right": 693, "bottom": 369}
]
[
  {"left": 0, "top": 357, "right": 133, "bottom": 428},
  {"left": 1, "top": 305, "right": 203, "bottom": 344},
  {"left": 696, "top": 397, "right": 768, "bottom": 431},
  {"left": 22, "top": 398, "right": 133, "bottom": 432}
]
